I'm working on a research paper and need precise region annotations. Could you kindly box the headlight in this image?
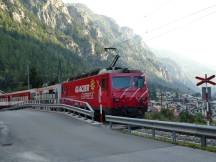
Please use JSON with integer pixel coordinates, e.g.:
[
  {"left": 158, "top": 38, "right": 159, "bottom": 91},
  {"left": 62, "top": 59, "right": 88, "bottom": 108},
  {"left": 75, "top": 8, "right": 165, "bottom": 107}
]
[{"left": 113, "top": 98, "right": 120, "bottom": 102}]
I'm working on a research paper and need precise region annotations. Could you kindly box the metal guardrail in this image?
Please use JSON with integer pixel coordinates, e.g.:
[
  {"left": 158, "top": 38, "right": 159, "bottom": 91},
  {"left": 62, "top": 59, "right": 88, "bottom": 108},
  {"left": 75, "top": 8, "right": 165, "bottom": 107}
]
[
  {"left": 4, "top": 99, "right": 216, "bottom": 148},
  {"left": 106, "top": 115, "right": 216, "bottom": 147},
  {"left": 0, "top": 99, "right": 95, "bottom": 122},
  {"left": 61, "top": 98, "right": 94, "bottom": 112}
]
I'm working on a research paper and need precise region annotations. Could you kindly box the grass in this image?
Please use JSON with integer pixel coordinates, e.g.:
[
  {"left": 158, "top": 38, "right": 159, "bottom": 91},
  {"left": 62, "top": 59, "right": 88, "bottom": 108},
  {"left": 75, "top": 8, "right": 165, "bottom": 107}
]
[{"left": 211, "top": 120, "right": 216, "bottom": 126}]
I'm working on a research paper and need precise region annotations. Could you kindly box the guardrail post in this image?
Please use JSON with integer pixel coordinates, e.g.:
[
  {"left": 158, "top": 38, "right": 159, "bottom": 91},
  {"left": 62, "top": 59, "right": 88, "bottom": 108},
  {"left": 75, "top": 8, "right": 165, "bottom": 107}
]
[
  {"left": 152, "top": 129, "right": 155, "bottom": 138},
  {"left": 201, "top": 135, "right": 207, "bottom": 147},
  {"left": 172, "top": 131, "right": 176, "bottom": 143},
  {"left": 84, "top": 107, "right": 87, "bottom": 120},
  {"left": 109, "top": 122, "right": 112, "bottom": 129},
  {"left": 71, "top": 111, "right": 75, "bottom": 116},
  {"left": 128, "top": 125, "right": 131, "bottom": 133},
  {"left": 84, "top": 114, "right": 87, "bottom": 120}
]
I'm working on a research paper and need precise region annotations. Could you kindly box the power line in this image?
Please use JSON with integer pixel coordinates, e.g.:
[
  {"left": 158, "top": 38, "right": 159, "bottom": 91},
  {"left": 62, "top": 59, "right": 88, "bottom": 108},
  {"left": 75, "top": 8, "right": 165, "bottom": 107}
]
[
  {"left": 110, "top": 4, "right": 216, "bottom": 48},
  {"left": 146, "top": 9, "right": 216, "bottom": 41},
  {"left": 108, "top": 9, "right": 216, "bottom": 67},
  {"left": 144, "top": 0, "right": 174, "bottom": 18},
  {"left": 146, "top": 3, "right": 216, "bottom": 34}
]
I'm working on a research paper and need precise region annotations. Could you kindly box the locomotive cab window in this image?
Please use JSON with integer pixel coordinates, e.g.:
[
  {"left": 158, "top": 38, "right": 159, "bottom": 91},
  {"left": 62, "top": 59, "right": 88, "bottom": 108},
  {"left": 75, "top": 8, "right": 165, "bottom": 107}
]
[
  {"left": 112, "top": 77, "right": 131, "bottom": 89},
  {"left": 134, "top": 76, "right": 145, "bottom": 88}
]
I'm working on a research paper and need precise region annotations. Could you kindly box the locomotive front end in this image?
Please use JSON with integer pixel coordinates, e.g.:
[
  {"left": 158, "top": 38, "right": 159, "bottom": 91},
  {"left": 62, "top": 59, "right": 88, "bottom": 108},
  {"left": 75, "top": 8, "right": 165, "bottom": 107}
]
[{"left": 110, "top": 72, "right": 148, "bottom": 117}]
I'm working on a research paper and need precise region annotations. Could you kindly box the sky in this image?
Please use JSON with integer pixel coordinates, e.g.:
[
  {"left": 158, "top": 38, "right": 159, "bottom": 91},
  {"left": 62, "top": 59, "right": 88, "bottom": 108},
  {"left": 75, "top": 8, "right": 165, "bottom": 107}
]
[{"left": 63, "top": 0, "right": 216, "bottom": 70}]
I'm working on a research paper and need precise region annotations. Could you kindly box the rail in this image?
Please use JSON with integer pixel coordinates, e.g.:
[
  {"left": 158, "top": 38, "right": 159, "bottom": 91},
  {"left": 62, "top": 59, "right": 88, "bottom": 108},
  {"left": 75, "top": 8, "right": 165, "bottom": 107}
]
[
  {"left": 60, "top": 98, "right": 94, "bottom": 112},
  {"left": 0, "top": 99, "right": 95, "bottom": 122},
  {"left": 106, "top": 115, "right": 216, "bottom": 147}
]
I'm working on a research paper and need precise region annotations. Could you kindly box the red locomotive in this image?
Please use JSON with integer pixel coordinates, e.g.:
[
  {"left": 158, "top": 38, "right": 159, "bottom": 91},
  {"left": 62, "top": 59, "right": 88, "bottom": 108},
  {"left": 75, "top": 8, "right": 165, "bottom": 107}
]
[
  {"left": 62, "top": 54, "right": 148, "bottom": 118},
  {"left": 0, "top": 53, "right": 149, "bottom": 118},
  {"left": 62, "top": 70, "right": 148, "bottom": 118}
]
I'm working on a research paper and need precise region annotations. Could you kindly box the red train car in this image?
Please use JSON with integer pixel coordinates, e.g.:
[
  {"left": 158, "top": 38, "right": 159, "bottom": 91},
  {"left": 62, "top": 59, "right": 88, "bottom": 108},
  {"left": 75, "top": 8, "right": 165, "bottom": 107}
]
[
  {"left": 0, "top": 94, "right": 10, "bottom": 108},
  {"left": 62, "top": 68, "right": 148, "bottom": 118},
  {"left": 34, "top": 84, "right": 61, "bottom": 101},
  {"left": 0, "top": 84, "right": 61, "bottom": 108},
  {"left": 10, "top": 91, "right": 31, "bottom": 104},
  {"left": 0, "top": 90, "right": 32, "bottom": 108}
]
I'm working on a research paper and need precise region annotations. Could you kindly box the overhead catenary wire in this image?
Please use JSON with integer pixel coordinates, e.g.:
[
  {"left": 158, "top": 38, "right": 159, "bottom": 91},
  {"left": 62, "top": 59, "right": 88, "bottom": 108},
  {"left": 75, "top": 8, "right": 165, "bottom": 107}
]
[
  {"left": 106, "top": 6, "right": 216, "bottom": 72},
  {"left": 146, "top": 3, "right": 216, "bottom": 34},
  {"left": 110, "top": 4, "right": 216, "bottom": 48},
  {"left": 146, "top": 9, "right": 216, "bottom": 41},
  {"left": 144, "top": 0, "right": 174, "bottom": 18}
]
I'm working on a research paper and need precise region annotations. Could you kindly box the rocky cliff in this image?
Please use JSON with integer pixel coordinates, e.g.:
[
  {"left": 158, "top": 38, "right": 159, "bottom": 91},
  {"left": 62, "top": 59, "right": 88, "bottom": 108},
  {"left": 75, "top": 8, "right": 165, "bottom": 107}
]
[{"left": 0, "top": 0, "right": 193, "bottom": 92}]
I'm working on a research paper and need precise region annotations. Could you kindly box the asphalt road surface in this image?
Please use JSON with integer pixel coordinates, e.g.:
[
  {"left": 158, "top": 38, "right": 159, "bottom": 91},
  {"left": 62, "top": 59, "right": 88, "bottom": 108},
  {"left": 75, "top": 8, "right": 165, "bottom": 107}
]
[{"left": 0, "top": 109, "right": 216, "bottom": 162}]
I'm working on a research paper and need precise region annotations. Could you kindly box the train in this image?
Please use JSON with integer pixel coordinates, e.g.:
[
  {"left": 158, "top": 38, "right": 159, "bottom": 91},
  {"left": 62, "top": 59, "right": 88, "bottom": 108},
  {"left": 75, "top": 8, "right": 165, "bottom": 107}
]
[
  {"left": 0, "top": 85, "right": 61, "bottom": 108},
  {"left": 0, "top": 54, "right": 149, "bottom": 118}
]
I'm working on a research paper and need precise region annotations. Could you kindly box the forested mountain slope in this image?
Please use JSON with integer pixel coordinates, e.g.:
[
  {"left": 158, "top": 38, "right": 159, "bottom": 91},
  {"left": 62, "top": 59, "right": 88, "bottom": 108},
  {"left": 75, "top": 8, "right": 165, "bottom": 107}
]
[{"left": 0, "top": 0, "right": 193, "bottom": 92}]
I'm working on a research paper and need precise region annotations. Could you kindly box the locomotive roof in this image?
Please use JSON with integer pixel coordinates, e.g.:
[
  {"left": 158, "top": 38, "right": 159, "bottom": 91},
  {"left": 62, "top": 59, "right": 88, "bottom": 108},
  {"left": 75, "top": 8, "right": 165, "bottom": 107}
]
[
  {"left": 0, "top": 89, "right": 33, "bottom": 97},
  {"left": 68, "top": 67, "right": 142, "bottom": 82}
]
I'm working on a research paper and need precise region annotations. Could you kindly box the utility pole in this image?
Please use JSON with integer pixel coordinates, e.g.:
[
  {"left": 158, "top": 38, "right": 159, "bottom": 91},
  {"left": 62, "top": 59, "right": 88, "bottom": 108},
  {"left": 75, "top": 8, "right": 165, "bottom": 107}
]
[
  {"left": 205, "top": 74, "right": 210, "bottom": 125},
  {"left": 165, "top": 92, "right": 168, "bottom": 109},
  {"left": 27, "top": 64, "right": 30, "bottom": 89},
  {"left": 58, "top": 58, "right": 62, "bottom": 83},
  {"left": 160, "top": 90, "right": 163, "bottom": 109}
]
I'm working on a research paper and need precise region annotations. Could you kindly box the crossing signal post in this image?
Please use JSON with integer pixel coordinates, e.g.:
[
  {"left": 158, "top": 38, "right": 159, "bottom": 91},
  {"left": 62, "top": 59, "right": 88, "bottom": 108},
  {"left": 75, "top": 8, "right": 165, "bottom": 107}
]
[{"left": 195, "top": 74, "right": 216, "bottom": 125}]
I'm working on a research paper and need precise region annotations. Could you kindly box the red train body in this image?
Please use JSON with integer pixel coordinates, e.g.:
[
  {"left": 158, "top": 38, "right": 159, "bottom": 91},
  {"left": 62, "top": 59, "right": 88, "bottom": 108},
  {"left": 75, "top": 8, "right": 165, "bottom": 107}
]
[
  {"left": 0, "top": 55, "right": 149, "bottom": 118},
  {"left": 0, "top": 90, "right": 31, "bottom": 108},
  {"left": 62, "top": 69, "right": 148, "bottom": 117},
  {"left": 0, "top": 85, "right": 61, "bottom": 108},
  {"left": 0, "top": 70, "right": 148, "bottom": 117}
]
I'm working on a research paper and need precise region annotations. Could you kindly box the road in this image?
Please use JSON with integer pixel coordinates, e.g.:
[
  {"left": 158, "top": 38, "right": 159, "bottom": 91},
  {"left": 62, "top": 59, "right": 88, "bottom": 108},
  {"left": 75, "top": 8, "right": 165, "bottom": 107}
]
[{"left": 0, "top": 110, "right": 216, "bottom": 162}]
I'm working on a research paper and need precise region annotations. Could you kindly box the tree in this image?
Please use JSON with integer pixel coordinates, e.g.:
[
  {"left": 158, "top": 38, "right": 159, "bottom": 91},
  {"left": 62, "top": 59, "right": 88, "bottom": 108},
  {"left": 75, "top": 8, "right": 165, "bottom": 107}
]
[
  {"left": 160, "top": 108, "right": 175, "bottom": 121},
  {"left": 178, "top": 111, "right": 194, "bottom": 123},
  {"left": 194, "top": 113, "right": 206, "bottom": 124},
  {"left": 29, "top": 67, "right": 43, "bottom": 88}
]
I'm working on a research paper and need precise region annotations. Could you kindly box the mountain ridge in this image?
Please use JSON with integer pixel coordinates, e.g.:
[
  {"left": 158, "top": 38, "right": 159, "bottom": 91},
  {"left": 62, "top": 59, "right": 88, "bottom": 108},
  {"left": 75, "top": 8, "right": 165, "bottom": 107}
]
[{"left": 0, "top": 0, "right": 193, "bottom": 93}]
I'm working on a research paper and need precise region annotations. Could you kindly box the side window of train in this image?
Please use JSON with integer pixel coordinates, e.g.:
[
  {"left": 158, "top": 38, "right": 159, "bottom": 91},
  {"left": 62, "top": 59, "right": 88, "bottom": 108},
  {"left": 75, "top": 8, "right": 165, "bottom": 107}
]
[{"left": 101, "top": 78, "right": 107, "bottom": 90}]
